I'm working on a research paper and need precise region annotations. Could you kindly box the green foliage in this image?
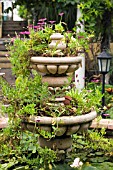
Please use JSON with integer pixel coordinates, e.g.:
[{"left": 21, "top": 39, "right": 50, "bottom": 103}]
[
  {"left": 0, "top": 130, "right": 56, "bottom": 170},
  {"left": 78, "top": 0, "right": 113, "bottom": 47},
  {"left": 86, "top": 81, "right": 113, "bottom": 118},
  {"left": 66, "top": 87, "right": 102, "bottom": 115},
  {"left": 67, "top": 129, "right": 113, "bottom": 170},
  {"left": 0, "top": 71, "right": 50, "bottom": 119},
  {"left": 7, "top": 38, "right": 31, "bottom": 77}
]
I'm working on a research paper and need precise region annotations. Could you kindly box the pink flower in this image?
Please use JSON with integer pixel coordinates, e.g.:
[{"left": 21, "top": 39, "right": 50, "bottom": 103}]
[
  {"left": 37, "top": 22, "right": 46, "bottom": 25},
  {"left": 33, "top": 26, "right": 39, "bottom": 29},
  {"left": 28, "top": 24, "right": 33, "bottom": 28},
  {"left": 24, "top": 31, "right": 30, "bottom": 35},
  {"left": 59, "top": 12, "right": 64, "bottom": 16},
  {"left": 48, "top": 20, "right": 56, "bottom": 24},
  {"left": 20, "top": 31, "right": 30, "bottom": 35},
  {"left": 38, "top": 18, "right": 47, "bottom": 22},
  {"left": 5, "top": 53, "right": 9, "bottom": 57},
  {"left": 10, "top": 37, "right": 15, "bottom": 43},
  {"left": 20, "top": 31, "right": 26, "bottom": 35},
  {"left": 91, "top": 79, "right": 100, "bottom": 83}
]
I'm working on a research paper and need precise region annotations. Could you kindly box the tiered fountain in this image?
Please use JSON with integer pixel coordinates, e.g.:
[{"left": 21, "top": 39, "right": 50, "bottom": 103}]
[{"left": 25, "top": 33, "right": 97, "bottom": 154}]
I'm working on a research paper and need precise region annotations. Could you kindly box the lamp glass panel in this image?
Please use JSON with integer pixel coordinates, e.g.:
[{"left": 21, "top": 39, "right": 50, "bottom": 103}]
[
  {"left": 101, "top": 59, "right": 107, "bottom": 72},
  {"left": 107, "top": 59, "right": 111, "bottom": 72},
  {"left": 98, "top": 59, "right": 102, "bottom": 72}
]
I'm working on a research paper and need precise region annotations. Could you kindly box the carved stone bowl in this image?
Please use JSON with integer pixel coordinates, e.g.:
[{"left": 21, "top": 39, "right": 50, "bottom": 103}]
[
  {"left": 23, "top": 110, "right": 97, "bottom": 150},
  {"left": 31, "top": 56, "right": 82, "bottom": 75}
]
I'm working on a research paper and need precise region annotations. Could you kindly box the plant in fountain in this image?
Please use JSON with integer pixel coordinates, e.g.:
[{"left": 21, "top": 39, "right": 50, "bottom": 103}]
[{"left": 2, "top": 13, "right": 98, "bottom": 161}]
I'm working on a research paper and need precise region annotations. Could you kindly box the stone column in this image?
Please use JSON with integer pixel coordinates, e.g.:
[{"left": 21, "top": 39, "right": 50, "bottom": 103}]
[
  {"left": 76, "top": 7, "right": 84, "bottom": 32},
  {"left": 0, "top": 2, "right": 2, "bottom": 38},
  {"left": 75, "top": 54, "right": 85, "bottom": 91},
  {"left": 75, "top": 7, "right": 85, "bottom": 91}
]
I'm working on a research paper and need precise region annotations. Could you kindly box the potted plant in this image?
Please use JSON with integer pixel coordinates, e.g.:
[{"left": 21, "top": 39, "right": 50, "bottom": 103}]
[{"left": 1, "top": 14, "right": 101, "bottom": 154}]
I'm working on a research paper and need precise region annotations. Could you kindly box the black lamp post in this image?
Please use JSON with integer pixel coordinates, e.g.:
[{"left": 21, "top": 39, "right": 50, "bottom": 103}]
[{"left": 97, "top": 50, "right": 112, "bottom": 107}]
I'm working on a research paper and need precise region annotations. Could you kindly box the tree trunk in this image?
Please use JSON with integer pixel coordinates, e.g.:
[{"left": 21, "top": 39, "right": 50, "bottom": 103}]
[{"left": 101, "top": 10, "right": 112, "bottom": 51}]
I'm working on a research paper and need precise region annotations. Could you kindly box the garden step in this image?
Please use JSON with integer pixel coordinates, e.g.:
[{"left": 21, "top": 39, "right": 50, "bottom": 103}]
[
  {"left": 0, "top": 48, "right": 15, "bottom": 85},
  {"left": 2, "top": 21, "right": 27, "bottom": 37}
]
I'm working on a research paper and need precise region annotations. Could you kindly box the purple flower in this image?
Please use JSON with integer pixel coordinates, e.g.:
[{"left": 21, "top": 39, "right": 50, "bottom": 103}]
[
  {"left": 91, "top": 79, "right": 100, "bottom": 83},
  {"left": 59, "top": 12, "right": 64, "bottom": 16},
  {"left": 33, "top": 26, "right": 39, "bottom": 29},
  {"left": 20, "top": 31, "right": 26, "bottom": 35},
  {"left": 38, "top": 18, "right": 47, "bottom": 22},
  {"left": 20, "top": 31, "right": 30, "bottom": 35},
  {"left": 37, "top": 22, "right": 46, "bottom": 26},
  {"left": 28, "top": 24, "right": 33, "bottom": 28},
  {"left": 48, "top": 20, "right": 56, "bottom": 24},
  {"left": 24, "top": 31, "right": 30, "bottom": 35}
]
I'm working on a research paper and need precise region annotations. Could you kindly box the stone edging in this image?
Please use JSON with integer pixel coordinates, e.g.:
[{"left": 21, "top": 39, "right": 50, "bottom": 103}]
[{"left": 90, "top": 118, "right": 113, "bottom": 130}]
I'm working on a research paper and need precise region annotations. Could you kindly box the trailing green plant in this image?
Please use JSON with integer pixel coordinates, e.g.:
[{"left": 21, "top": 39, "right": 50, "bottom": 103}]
[
  {"left": 0, "top": 75, "right": 102, "bottom": 120},
  {"left": 0, "top": 130, "right": 57, "bottom": 170},
  {"left": 0, "top": 71, "right": 50, "bottom": 119},
  {"left": 7, "top": 37, "right": 31, "bottom": 77}
]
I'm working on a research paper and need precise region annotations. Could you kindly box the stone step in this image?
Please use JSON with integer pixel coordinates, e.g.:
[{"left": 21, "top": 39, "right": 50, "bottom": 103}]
[
  {"left": 0, "top": 50, "right": 11, "bottom": 68},
  {"left": 0, "top": 38, "right": 10, "bottom": 51},
  {"left": 2, "top": 21, "right": 27, "bottom": 37}
]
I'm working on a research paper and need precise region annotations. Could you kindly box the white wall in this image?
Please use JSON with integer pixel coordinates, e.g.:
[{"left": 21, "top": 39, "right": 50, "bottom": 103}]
[{"left": 3, "top": 2, "right": 23, "bottom": 21}]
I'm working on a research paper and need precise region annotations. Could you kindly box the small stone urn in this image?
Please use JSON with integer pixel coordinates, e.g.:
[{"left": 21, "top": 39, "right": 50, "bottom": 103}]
[{"left": 48, "top": 33, "right": 66, "bottom": 53}]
